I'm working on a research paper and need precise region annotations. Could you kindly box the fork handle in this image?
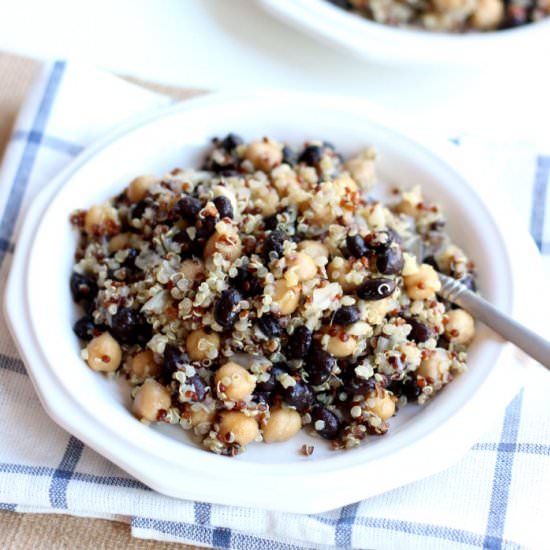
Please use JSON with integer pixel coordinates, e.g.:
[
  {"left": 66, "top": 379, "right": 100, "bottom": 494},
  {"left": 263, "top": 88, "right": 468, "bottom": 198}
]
[{"left": 441, "top": 279, "right": 550, "bottom": 369}]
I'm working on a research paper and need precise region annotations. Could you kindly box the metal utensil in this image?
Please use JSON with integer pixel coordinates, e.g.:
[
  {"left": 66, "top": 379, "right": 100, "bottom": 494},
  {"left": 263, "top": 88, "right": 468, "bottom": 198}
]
[
  {"left": 437, "top": 273, "right": 550, "bottom": 369},
  {"left": 408, "top": 237, "right": 549, "bottom": 368}
]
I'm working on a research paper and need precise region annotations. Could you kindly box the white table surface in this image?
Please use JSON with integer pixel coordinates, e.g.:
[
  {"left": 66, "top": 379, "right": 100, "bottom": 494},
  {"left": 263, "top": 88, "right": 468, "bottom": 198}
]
[{"left": 0, "top": 0, "right": 548, "bottom": 138}]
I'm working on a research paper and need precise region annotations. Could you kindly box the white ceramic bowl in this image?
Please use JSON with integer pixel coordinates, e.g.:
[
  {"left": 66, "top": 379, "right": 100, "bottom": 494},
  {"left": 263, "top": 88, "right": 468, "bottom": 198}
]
[
  {"left": 259, "top": 0, "right": 550, "bottom": 65},
  {"left": 5, "top": 93, "right": 517, "bottom": 512}
]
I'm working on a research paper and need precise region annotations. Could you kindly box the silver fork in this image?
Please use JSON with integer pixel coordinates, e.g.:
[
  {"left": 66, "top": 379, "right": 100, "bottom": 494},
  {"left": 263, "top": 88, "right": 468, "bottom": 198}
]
[
  {"left": 437, "top": 272, "right": 550, "bottom": 369},
  {"left": 408, "top": 238, "right": 550, "bottom": 369}
]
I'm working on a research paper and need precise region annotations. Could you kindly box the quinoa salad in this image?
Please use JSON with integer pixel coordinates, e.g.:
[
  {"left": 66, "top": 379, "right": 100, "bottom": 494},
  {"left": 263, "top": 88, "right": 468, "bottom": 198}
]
[
  {"left": 70, "top": 135, "right": 478, "bottom": 456},
  {"left": 327, "top": 0, "right": 549, "bottom": 32}
]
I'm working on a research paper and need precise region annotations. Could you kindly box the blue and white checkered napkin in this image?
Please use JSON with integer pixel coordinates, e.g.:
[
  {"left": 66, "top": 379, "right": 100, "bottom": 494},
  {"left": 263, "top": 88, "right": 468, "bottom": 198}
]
[{"left": 0, "top": 61, "right": 549, "bottom": 550}]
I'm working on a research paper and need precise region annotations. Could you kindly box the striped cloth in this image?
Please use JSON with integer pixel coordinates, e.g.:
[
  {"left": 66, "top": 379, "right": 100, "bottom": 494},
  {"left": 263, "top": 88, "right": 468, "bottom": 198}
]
[{"left": 0, "top": 61, "right": 549, "bottom": 550}]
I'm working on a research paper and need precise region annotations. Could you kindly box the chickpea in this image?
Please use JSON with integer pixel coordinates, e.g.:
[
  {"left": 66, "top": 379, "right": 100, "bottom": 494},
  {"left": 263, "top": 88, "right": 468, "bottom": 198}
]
[
  {"left": 344, "top": 156, "right": 376, "bottom": 189},
  {"left": 84, "top": 204, "right": 119, "bottom": 236},
  {"left": 130, "top": 350, "right": 160, "bottom": 378},
  {"left": 271, "top": 279, "right": 301, "bottom": 315},
  {"left": 404, "top": 263, "right": 441, "bottom": 300},
  {"left": 333, "top": 174, "right": 358, "bottom": 197},
  {"left": 204, "top": 229, "right": 242, "bottom": 262},
  {"left": 126, "top": 175, "right": 157, "bottom": 203},
  {"left": 444, "top": 309, "right": 475, "bottom": 344},
  {"left": 367, "top": 390, "right": 395, "bottom": 421},
  {"left": 433, "top": 0, "right": 470, "bottom": 10},
  {"left": 186, "top": 329, "right": 220, "bottom": 361},
  {"left": 215, "top": 361, "right": 256, "bottom": 401},
  {"left": 417, "top": 349, "right": 451, "bottom": 382},
  {"left": 132, "top": 379, "right": 171, "bottom": 422},
  {"left": 470, "top": 0, "right": 504, "bottom": 30},
  {"left": 298, "top": 240, "right": 329, "bottom": 263},
  {"left": 182, "top": 403, "right": 216, "bottom": 430},
  {"left": 179, "top": 258, "right": 205, "bottom": 283},
  {"left": 401, "top": 252, "right": 419, "bottom": 277},
  {"left": 86, "top": 332, "right": 122, "bottom": 373},
  {"left": 437, "top": 245, "right": 467, "bottom": 274},
  {"left": 218, "top": 411, "right": 259, "bottom": 446},
  {"left": 108, "top": 232, "right": 131, "bottom": 253},
  {"left": 263, "top": 408, "right": 302, "bottom": 443},
  {"left": 327, "top": 334, "right": 358, "bottom": 358},
  {"left": 284, "top": 252, "right": 317, "bottom": 286},
  {"left": 251, "top": 186, "right": 279, "bottom": 216},
  {"left": 244, "top": 140, "right": 283, "bottom": 172},
  {"left": 394, "top": 186, "right": 423, "bottom": 219},
  {"left": 327, "top": 258, "right": 361, "bottom": 292}
]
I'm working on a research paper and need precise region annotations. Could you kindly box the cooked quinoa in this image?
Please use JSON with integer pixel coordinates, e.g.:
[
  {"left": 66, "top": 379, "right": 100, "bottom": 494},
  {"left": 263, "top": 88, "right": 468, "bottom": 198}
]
[
  {"left": 327, "top": 0, "right": 549, "bottom": 32},
  {"left": 70, "top": 135, "right": 478, "bottom": 456}
]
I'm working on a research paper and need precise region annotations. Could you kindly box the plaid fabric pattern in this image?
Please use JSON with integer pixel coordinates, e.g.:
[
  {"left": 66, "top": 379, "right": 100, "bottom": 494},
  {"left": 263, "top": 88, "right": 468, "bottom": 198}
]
[{"left": 0, "top": 61, "right": 548, "bottom": 550}]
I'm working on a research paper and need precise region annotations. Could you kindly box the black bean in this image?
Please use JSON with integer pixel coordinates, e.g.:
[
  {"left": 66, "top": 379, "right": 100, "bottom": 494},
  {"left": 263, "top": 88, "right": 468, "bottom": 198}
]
[
  {"left": 256, "top": 362, "right": 288, "bottom": 392},
  {"left": 298, "top": 145, "right": 323, "bottom": 166},
  {"left": 70, "top": 272, "right": 97, "bottom": 304},
  {"left": 164, "top": 344, "right": 187, "bottom": 371},
  {"left": 213, "top": 196, "right": 234, "bottom": 219},
  {"left": 195, "top": 215, "right": 217, "bottom": 240},
  {"left": 73, "top": 315, "right": 95, "bottom": 341},
  {"left": 220, "top": 133, "right": 243, "bottom": 151},
  {"left": 129, "top": 199, "right": 150, "bottom": 220},
  {"left": 85, "top": 297, "right": 97, "bottom": 316},
  {"left": 386, "top": 379, "right": 403, "bottom": 397},
  {"left": 346, "top": 234, "right": 368, "bottom": 259},
  {"left": 110, "top": 307, "right": 151, "bottom": 345},
  {"left": 342, "top": 372, "right": 376, "bottom": 396},
  {"left": 366, "top": 230, "right": 393, "bottom": 251},
  {"left": 175, "top": 195, "right": 202, "bottom": 221},
  {"left": 402, "top": 378, "right": 422, "bottom": 401},
  {"left": 305, "top": 347, "right": 336, "bottom": 385},
  {"left": 460, "top": 274, "right": 477, "bottom": 292},
  {"left": 257, "top": 314, "right": 281, "bottom": 338},
  {"left": 423, "top": 255, "right": 439, "bottom": 271},
  {"left": 376, "top": 245, "right": 404, "bottom": 275},
  {"left": 162, "top": 345, "right": 190, "bottom": 384},
  {"left": 357, "top": 278, "right": 396, "bottom": 300},
  {"left": 263, "top": 229, "right": 287, "bottom": 261},
  {"left": 263, "top": 212, "right": 280, "bottom": 231},
  {"left": 173, "top": 229, "right": 196, "bottom": 258},
  {"left": 251, "top": 390, "right": 272, "bottom": 405},
  {"left": 132, "top": 313, "right": 152, "bottom": 345},
  {"left": 404, "top": 317, "right": 433, "bottom": 343},
  {"left": 209, "top": 158, "right": 239, "bottom": 174},
  {"left": 430, "top": 220, "right": 446, "bottom": 231},
  {"left": 438, "top": 336, "right": 451, "bottom": 350},
  {"left": 311, "top": 405, "right": 340, "bottom": 440},
  {"left": 218, "top": 168, "right": 242, "bottom": 178},
  {"left": 214, "top": 289, "right": 242, "bottom": 329},
  {"left": 283, "top": 380, "right": 314, "bottom": 412},
  {"left": 333, "top": 306, "right": 360, "bottom": 326},
  {"left": 282, "top": 146, "right": 297, "bottom": 167},
  {"left": 230, "top": 266, "right": 263, "bottom": 297},
  {"left": 189, "top": 374, "right": 209, "bottom": 401},
  {"left": 326, "top": 0, "right": 352, "bottom": 9},
  {"left": 122, "top": 247, "right": 139, "bottom": 269},
  {"left": 286, "top": 325, "right": 313, "bottom": 359}
]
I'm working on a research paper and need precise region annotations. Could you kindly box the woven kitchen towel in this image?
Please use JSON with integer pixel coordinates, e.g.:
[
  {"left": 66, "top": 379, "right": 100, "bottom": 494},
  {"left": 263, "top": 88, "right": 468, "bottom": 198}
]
[{"left": 0, "top": 61, "right": 548, "bottom": 550}]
